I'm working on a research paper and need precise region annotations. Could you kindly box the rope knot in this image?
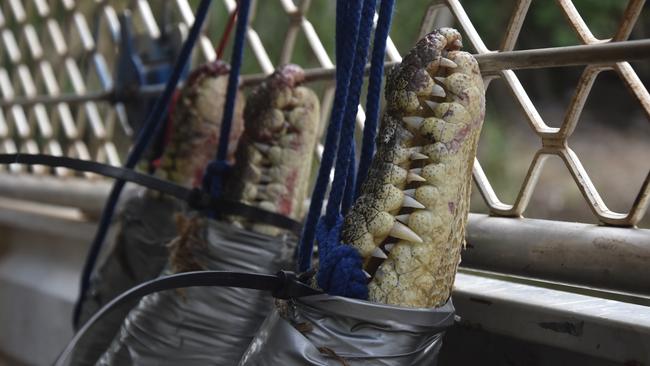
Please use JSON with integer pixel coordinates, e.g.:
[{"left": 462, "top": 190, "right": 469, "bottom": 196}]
[{"left": 315, "top": 215, "right": 368, "bottom": 299}]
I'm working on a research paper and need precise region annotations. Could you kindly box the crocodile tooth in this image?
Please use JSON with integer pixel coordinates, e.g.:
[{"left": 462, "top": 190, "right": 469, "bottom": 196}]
[
  {"left": 395, "top": 214, "right": 410, "bottom": 224},
  {"left": 425, "top": 100, "right": 439, "bottom": 110},
  {"left": 372, "top": 247, "right": 388, "bottom": 259},
  {"left": 389, "top": 221, "right": 423, "bottom": 243},
  {"left": 363, "top": 270, "right": 372, "bottom": 279},
  {"left": 254, "top": 142, "right": 271, "bottom": 153},
  {"left": 402, "top": 116, "right": 424, "bottom": 130},
  {"left": 384, "top": 243, "right": 395, "bottom": 251},
  {"left": 431, "top": 84, "right": 446, "bottom": 98},
  {"left": 407, "top": 172, "right": 426, "bottom": 182},
  {"left": 410, "top": 152, "right": 429, "bottom": 160},
  {"left": 403, "top": 189, "right": 416, "bottom": 197},
  {"left": 440, "top": 57, "right": 457, "bottom": 68},
  {"left": 434, "top": 76, "right": 446, "bottom": 84},
  {"left": 407, "top": 168, "right": 425, "bottom": 183},
  {"left": 402, "top": 195, "right": 426, "bottom": 209}
]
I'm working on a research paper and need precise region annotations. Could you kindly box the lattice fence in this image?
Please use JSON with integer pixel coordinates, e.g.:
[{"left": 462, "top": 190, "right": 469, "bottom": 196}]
[{"left": 0, "top": 0, "right": 648, "bottom": 227}]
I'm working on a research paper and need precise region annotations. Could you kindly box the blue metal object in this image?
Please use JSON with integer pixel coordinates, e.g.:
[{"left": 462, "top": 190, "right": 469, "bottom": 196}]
[{"left": 114, "top": 12, "right": 188, "bottom": 139}]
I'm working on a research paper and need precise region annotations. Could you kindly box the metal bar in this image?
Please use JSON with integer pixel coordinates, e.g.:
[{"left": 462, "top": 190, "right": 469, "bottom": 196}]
[
  {"left": 476, "top": 39, "right": 650, "bottom": 73},
  {"left": 462, "top": 213, "right": 650, "bottom": 296},
  {"left": 0, "top": 90, "right": 112, "bottom": 107},
  {"left": 3, "top": 39, "right": 648, "bottom": 107},
  {"left": 0, "top": 173, "right": 126, "bottom": 216},
  {"left": 453, "top": 271, "right": 650, "bottom": 365}
]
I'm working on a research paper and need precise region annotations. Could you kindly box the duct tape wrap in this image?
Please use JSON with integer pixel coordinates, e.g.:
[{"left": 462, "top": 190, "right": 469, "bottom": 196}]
[
  {"left": 72, "top": 188, "right": 182, "bottom": 365},
  {"left": 239, "top": 295, "right": 455, "bottom": 366},
  {"left": 97, "top": 219, "right": 296, "bottom": 365}
]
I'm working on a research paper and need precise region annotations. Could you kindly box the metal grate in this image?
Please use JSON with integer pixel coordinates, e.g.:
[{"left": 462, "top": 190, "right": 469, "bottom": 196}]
[{"left": 0, "top": 0, "right": 648, "bottom": 228}]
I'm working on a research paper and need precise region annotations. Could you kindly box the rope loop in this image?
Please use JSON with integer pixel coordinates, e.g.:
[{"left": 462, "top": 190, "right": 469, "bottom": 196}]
[
  {"left": 297, "top": 0, "right": 365, "bottom": 271},
  {"left": 315, "top": 215, "right": 369, "bottom": 299},
  {"left": 203, "top": 0, "right": 251, "bottom": 207}
]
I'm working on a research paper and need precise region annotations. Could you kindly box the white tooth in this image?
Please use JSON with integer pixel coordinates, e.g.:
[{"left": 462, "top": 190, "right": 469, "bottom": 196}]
[
  {"left": 411, "top": 152, "right": 429, "bottom": 160},
  {"left": 434, "top": 76, "right": 446, "bottom": 84},
  {"left": 403, "top": 189, "right": 415, "bottom": 197},
  {"left": 395, "top": 214, "right": 410, "bottom": 224},
  {"left": 425, "top": 100, "right": 439, "bottom": 110},
  {"left": 402, "top": 195, "right": 426, "bottom": 209},
  {"left": 384, "top": 243, "right": 395, "bottom": 251},
  {"left": 389, "top": 221, "right": 423, "bottom": 243},
  {"left": 363, "top": 270, "right": 372, "bottom": 279},
  {"left": 372, "top": 247, "right": 388, "bottom": 259},
  {"left": 431, "top": 84, "right": 446, "bottom": 98},
  {"left": 259, "top": 174, "right": 272, "bottom": 183},
  {"left": 402, "top": 116, "right": 424, "bottom": 130},
  {"left": 254, "top": 142, "right": 271, "bottom": 153},
  {"left": 440, "top": 57, "right": 457, "bottom": 68},
  {"left": 407, "top": 172, "right": 426, "bottom": 182}
]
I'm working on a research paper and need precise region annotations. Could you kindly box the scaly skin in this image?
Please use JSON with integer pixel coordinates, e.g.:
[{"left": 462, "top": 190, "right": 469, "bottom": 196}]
[
  {"left": 224, "top": 64, "right": 320, "bottom": 236},
  {"left": 158, "top": 60, "right": 245, "bottom": 187},
  {"left": 340, "top": 28, "right": 485, "bottom": 308}
]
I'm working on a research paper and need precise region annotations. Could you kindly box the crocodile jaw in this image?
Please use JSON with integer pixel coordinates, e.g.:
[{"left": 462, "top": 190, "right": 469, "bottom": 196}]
[
  {"left": 225, "top": 64, "right": 320, "bottom": 237},
  {"left": 340, "top": 28, "right": 485, "bottom": 308}
]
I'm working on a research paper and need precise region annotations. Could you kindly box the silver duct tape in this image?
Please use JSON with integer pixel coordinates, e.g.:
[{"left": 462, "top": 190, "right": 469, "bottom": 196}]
[
  {"left": 72, "top": 189, "right": 182, "bottom": 366},
  {"left": 240, "top": 295, "right": 455, "bottom": 366},
  {"left": 97, "top": 220, "right": 296, "bottom": 365}
]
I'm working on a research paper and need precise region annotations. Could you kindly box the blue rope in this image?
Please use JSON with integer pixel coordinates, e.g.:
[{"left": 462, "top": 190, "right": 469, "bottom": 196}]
[
  {"left": 314, "top": 214, "right": 368, "bottom": 299},
  {"left": 203, "top": 0, "right": 252, "bottom": 202},
  {"left": 297, "top": 0, "right": 364, "bottom": 272},
  {"left": 73, "top": 0, "right": 213, "bottom": 327},
  {"left": 356, "top": 0, "right": 395, "bottom": 196},
  {"left": 314, "top": 0, "right": 377, "bottom": 299},
  {"left": 341, "top": 139, "right": 357, "bottom": 215},
  {"left": 324, "top": 0, "right": 377, "bottom": 226}
]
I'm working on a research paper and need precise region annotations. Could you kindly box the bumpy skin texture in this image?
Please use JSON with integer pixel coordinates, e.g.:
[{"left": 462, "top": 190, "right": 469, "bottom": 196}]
[
  {"left": 158, "top": 60, "right": 245, "bottom": 187},
  {"left": 341, "top": 28, "right": 485, "bottom": 308},
  {"left": 224, "top": 64, "right": 320, "bottom": 236}
]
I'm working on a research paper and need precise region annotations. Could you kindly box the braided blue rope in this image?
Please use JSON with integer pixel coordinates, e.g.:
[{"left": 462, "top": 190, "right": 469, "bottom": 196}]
[
  {"left": 324, "top": 0, "right": 377, "bottom": 225},
  {"left": 356, "top": 0, "right": 395, "bottom": 196},
  {"left": 315, "top": 0, "right": 377, "bottom": 299},
  {"left": 297, "top": 0, "right": 364, "bottom": 272},
  {"left": 73, "top": 0, "right": 213, "bottom": 327},
  {"left": 203, "top": 0, "right": 252, "bottom": 202},
  {"left": 341, "top": 139, "right": 357, "bottom": 215}
]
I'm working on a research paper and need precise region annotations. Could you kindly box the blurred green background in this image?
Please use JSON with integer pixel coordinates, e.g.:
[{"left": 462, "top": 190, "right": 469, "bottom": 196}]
[{"left": 100, "top": 0, "right": 650, "bottom": 227}]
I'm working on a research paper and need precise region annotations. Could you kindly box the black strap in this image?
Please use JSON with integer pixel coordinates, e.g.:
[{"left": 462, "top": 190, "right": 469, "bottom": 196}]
[
  {"left": 0, "top": 154, "right": 303, "bottom": 235},
  {"left": 54, "top": 270, "right": 321, "bottom": 365}
]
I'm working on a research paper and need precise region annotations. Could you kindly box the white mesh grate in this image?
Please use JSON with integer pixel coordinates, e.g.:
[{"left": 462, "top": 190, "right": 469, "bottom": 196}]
[{"left": 0, "top": 0, "right": 648, "bottom": 227}]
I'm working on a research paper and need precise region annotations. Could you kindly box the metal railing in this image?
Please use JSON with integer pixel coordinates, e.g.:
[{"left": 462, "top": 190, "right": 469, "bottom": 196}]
[{"left": 0, "top": 1, "right": 649, "bottom": 292}]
